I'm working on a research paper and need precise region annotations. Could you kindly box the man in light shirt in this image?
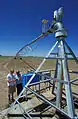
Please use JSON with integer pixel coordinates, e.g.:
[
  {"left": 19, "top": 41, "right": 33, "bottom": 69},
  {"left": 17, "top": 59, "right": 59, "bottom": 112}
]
[{"left": 7, "top": 70, "right": 16, "bottom": 103}]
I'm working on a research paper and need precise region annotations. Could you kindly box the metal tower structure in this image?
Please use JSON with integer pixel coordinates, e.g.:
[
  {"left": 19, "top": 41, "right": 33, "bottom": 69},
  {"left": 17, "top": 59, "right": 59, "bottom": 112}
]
[{"left": 7, "top": 7, "right": 78, "bottom": 119}]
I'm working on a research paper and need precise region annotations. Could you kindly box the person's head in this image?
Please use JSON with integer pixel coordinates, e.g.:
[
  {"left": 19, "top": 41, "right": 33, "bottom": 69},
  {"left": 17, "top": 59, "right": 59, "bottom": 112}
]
[
  {"left": 10, "top": 69, "right": 14, "bottom": 74},
  {"left": 16, "top": 71, "right": 20, "bottom": 75}
]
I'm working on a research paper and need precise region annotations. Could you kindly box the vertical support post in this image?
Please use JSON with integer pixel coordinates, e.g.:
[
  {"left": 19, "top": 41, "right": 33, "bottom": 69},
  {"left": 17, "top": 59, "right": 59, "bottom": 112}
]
[
  {"left": 42, "top": 19, "right": 48, "bottom": 33},
  {"left": 56, "top": 41, "right": 62, "bottom": 108},
  {"left": 52, "top": 60, "right": 58, "bottom": 94},
  {"left": 49, "top": 80, "right": 50, "bottom": 90},
  {"left": 49, "top": 70, "right": 51, "bottom": 90},
  {"left": 61, "top": 40, "right": 75, "bottom": 118},
  {"left": 25, "top": 76, "right": 28, "bottom": 100},
  {"left": 25, "top": 88, "right": 28, "bottom": 101},
  {"left": 39, "top": 82, "right": 40, "bottom": 94}
]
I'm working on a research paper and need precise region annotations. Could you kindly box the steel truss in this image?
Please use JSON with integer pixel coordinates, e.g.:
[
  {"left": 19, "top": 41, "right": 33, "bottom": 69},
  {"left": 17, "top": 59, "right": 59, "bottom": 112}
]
[{"left": 7, "top": 39, "right": 78, "bottom": 119}]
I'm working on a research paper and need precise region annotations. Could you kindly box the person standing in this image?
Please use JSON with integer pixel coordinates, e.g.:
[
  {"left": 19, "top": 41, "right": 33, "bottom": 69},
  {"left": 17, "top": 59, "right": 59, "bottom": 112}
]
[
  {"left": 15, "top": 71, "right": 23, "bottom": 96},
  {"left": 7, "top": 70, "right": 16, "bottom": 103}
]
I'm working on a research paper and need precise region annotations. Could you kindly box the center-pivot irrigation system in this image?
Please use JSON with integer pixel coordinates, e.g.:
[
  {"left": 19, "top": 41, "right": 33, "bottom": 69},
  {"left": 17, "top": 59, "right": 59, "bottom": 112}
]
[{"left": 7, "top": 7, "right": 78, "bottom": 119}]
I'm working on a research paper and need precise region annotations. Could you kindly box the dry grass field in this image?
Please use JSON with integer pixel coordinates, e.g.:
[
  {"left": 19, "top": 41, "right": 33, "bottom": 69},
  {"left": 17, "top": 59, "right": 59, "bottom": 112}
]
[{"left": 0, "top": 56, "right": 78, "bottom": 111}]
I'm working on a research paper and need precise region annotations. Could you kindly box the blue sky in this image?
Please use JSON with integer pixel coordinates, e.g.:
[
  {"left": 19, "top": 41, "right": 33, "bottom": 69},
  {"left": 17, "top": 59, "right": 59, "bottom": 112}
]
[{"left": 0, "top": 0, "right": 78, "bottom": 56}]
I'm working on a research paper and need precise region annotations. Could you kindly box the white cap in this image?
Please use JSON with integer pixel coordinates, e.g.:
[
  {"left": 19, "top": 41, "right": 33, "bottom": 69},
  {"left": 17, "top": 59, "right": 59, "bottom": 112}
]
[{"left": 58, "top": 7, "right": 64, "bottom": 18}]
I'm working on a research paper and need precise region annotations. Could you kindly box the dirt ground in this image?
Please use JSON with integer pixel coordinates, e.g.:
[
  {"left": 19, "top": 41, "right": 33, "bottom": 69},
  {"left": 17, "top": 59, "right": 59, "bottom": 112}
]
[{"left": 0, "top": 56, "right": 78, "bottom": 111}]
